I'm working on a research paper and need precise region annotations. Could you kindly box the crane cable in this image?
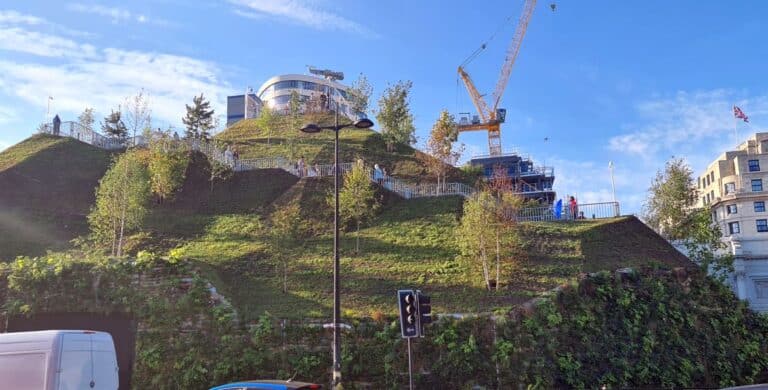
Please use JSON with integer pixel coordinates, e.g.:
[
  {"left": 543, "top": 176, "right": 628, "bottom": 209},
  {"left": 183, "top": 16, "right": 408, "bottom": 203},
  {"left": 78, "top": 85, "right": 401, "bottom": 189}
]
[
  {"left": 456, "top": 1, "right": 523, "bottom": 112},
  {"left": 458, "top": 4, "right": 521, "bottom": 68}
]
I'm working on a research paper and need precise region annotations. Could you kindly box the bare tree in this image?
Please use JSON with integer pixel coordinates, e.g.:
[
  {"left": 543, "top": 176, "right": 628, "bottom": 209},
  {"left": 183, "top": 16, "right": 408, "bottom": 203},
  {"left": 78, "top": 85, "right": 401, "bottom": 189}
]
[{"left": 124, "top": 89, "right": 152, "bottom": 146}]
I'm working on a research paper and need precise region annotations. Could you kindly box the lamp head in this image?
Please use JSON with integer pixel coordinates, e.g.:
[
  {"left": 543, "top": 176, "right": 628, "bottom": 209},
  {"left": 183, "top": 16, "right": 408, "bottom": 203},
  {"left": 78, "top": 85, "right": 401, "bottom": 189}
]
[
  {"left": 300, "top": 123, "right": 322, "bottom": 134},
  {"left": 353, "top": 115, "right": 374, "bottom": 129}
]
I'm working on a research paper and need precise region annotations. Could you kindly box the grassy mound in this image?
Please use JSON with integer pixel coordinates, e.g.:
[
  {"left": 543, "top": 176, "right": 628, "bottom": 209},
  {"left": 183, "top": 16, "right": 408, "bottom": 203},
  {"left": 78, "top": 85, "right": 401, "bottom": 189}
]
[
  {"left": 218, "top": 117, "right": 465, "bottom": 183},
  {"left": 0, "top": 134, "right": 113, "bottom": 260},
  {"left": 167, "top": 178, "right": 691, "bottom": 321}
]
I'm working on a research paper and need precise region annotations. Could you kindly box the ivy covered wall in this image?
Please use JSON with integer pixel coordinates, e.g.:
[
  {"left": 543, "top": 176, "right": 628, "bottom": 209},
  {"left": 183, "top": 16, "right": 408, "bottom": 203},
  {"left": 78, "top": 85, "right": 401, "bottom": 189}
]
[{"left": 1, "top": 255, "right": 767, "bottom": 389}]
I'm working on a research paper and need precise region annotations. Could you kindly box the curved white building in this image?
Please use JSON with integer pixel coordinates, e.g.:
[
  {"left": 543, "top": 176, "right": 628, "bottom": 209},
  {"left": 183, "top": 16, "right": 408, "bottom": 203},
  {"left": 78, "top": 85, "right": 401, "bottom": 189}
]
[{"left": 256, "top": 74, "right": 356, "bottom": 119}]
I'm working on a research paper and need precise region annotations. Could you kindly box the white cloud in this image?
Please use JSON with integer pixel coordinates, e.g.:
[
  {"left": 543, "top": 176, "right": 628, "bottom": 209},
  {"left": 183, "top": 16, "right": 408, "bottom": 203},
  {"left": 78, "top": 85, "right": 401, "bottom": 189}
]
[
  {"left": 0, "top": 139, "right": 10, "bottom": 152},
  {"left": 0, "top": 9, "right": 94, "bottom": 39},
  {"left": 0, "top": 48, "right": 229, "bottom": 126},
  {"left": 608, "top": 90, "right": 768, "bottom": 158},
  {"left": 0, "top": 10, "right": 45, "bottom": 25},
  {"left": 0, "top": 9, "right": 226, "bottom": 126},
  {"left": 0, "top": 27, "right": 97, "bottom": 58},
  {"left": 228, "top": 0, "right": 377, "bottom": 37},
  {"left": 67, "top": 3, "right": 171, "bottom": 26}
]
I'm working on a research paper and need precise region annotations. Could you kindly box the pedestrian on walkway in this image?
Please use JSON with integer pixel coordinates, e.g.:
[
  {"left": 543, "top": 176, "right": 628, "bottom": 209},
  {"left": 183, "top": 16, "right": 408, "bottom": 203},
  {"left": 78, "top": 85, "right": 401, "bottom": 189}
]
[
  {"left": 569, "top": 196, "right": 578, "bottom": 220},
  {"left": 373, "top": 164, "right": 384, "bottom": 185},
  {"left": 297, "top": 156, "right": 306, "bottom": 177}
]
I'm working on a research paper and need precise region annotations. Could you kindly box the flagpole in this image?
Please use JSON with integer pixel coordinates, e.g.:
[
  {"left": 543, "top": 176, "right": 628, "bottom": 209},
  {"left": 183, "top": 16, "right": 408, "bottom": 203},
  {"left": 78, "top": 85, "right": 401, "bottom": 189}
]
[{"left": 734, "top": 105, "right": 739, "bottom": 149}]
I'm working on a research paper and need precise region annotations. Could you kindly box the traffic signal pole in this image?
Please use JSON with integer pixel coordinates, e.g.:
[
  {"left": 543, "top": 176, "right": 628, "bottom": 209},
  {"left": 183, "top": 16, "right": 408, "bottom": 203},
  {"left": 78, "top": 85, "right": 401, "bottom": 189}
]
[{"left": 407, "top": 337, "right": 413, "bottom": 390}]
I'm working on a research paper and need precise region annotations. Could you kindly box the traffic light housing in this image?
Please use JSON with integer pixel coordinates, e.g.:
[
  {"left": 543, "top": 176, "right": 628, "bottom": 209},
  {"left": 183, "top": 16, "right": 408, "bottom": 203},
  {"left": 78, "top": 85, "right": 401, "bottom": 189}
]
[
  {"left": 416, "top": 290, "right": 432, "bottom": 336},
  {"left": 397, "top": 290, "right": 419, "bottom": 338}
]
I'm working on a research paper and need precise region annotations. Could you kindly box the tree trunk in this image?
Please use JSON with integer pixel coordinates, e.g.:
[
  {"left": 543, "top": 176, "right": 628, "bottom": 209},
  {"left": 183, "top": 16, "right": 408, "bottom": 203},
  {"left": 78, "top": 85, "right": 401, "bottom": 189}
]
[
  {"left": 495, "top": 231, "right": 501, "bottom": 291},
  {"left": 480, "top": 237, "right": 491, "bottom": 291},
  {"left": 356, "top": 220, "right": 361, "bottom": 254},
  {"left": 283, "top": 259, "right": 288, "bottom": 293}
]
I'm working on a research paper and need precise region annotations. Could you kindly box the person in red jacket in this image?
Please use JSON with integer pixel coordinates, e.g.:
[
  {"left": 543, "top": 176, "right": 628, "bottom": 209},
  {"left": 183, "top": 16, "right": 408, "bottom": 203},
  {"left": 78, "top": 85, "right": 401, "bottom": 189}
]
[{"left": 569, "top": 196, "right": 578, "bottom": 220}]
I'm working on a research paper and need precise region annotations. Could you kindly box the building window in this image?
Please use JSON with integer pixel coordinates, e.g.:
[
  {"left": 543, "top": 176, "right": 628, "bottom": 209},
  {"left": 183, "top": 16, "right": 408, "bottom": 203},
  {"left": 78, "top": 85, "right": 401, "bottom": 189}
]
[
  {"left": 724, "top": 182, "right": 736, "bottom": 194},
  {"left": 711, "top": 190, "right": 715, "bottom": 201},
  {"left": 756, "top": 280, "right": 768, "bottom": 299},
  {"left": 756, "top": 201, "right": 766, "bottom": 212},
  {"left": 749, "top": 159, "right": 761, "bottom": 172},
  {"left": 758, "top": 219, "right": 768, "bottom": 232},
  {"left": 706, "top": 193, "right": 710, "bottom": 204},
  {"left": 706, "top": 175, "right": 710, "bottom": 186},
  {"left": 698, "top": 177, "right": 701, "bottom": 189},
  {"left": 711, "top": 172, "right": 715, "bottom": 182},
  {"left": 752, "top": 179, "right": 763, "bottom": 192},
  {"left": 729, "top": 221, "right": 740, "bottom": 234},
  {"left": 726, "top": 204, "right": 738, "bottom": 214},
  {"left": 274, "top": 80, "right": 299, "bottom": 90}
]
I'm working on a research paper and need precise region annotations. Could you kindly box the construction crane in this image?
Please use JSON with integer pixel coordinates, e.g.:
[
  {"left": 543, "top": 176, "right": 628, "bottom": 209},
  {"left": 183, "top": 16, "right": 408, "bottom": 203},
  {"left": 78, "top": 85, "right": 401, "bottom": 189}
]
[{"left": 457, "top": 0, "right": 538, "bottom": 156}]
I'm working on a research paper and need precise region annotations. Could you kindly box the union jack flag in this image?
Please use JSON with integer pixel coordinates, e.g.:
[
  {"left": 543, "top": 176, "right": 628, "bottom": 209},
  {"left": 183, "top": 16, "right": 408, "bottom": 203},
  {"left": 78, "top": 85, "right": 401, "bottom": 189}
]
[{"left": 734, "top": 105, "right": 749, "bottom": 123}]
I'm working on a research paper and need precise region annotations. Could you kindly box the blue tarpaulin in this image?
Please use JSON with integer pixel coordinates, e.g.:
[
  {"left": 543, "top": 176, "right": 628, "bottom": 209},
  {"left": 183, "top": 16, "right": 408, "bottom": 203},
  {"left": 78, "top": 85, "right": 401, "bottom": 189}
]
[{"left": 554, "top": 199, "right": 562, "bottom": 219}]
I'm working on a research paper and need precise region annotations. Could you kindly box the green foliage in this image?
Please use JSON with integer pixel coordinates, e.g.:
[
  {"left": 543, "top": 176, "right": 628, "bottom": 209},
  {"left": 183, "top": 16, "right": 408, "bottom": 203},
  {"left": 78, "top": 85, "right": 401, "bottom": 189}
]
[
  {"left": 183, "top": 93, "right": 215, "bottom": 139},
  {"left": 347, "top": 73, "right": 374, "bottom": 115},
  {"left": 101, "top": 109, "right": 128, "bottom": 138},
  {"left": 147, "top": 131, "right": 188, "bottom": 202},
  {"left": 376, "top": 80, "right": 416, "bottom": 152},
  {"left": 457, "top": 191, "right": 523, "bottom": 291},
  {"left": 683, "top": 208, "right": 733, "bottom": 278},
  {"left": 644, "top": 157, "right": 732, "bottom": 273},
  {"left": 88, "top": 150, "right": 150, "bottom": 256},
  {"left": 333, "top": 162, "right": 380, "bottom": 253},
  {"left": 644, "top": 157, "right": 697, "bottom": 239},
  {"left": 208, "top": 158, "right": 233, "bottom": 193},
  {"left": 423, "top": 110, "right": 462, "bottom": 188}
]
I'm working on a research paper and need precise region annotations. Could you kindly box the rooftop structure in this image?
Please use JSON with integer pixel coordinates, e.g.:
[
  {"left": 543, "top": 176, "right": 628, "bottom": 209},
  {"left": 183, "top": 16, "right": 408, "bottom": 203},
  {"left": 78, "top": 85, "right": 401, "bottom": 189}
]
[
  {"left": 470, "top": 151, "right": 556, "bottom": 204},
  {"left": 697, "top": 132, "right": 768, "bottom": 312},
  {"left": 227, "top": 73, "right": 357, "bottom": 127}
]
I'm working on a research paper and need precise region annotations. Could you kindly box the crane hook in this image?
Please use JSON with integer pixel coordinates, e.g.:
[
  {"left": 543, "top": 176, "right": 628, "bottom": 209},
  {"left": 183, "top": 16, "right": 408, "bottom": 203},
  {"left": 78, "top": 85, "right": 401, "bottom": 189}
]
[{"left": 550, "top": 3, "right": 556, "bottom": 12}]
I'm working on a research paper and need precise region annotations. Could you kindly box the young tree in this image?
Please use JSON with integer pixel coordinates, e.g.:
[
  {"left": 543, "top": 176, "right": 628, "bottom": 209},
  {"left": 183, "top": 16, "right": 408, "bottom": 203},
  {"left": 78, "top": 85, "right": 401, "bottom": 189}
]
[
  {"left": 457, "top": 191, "right": 495, "bottom": 290},
  {"left": 256, "top": 106, "right": 278, "bottom": 145},
  {"left": 77, "top": 107, "right": 95, "bottom": 134},
  {"left": 376, "top": 80, "right": 416, "bottom": 152},
  {"left": 284, "top": 91, "right": 303, "bottom": 160},
  {"left": 208, "top": 158, "right": 233, "bottom": 194},
  {"left": 643, "top": 157, "right": 697, "bottom": 240},
  {"left": 88, "top": 150, "right": 150, "bottom": 256},
  {"left": 644, "top": 157, "right": 732, "bottom": 274},
  {"left": 124, "top": 90, "right": 152, "bottom": 145},
  {"left": 422, "top": 110, "right": 462, "bottom": 192},
  {"left": 182, "top": 93, "right": 215, "bottom": 139},
  {"left": 270, "top": 202, "right": 305, "bottom": 293},
  {"left": 347, "top": 73, "right": 373, "bottom": 115},
  {"left": 148, "top": 129, "right": 188, "bottom": 204},
  {"left": 101, "top": 109, "right": 128, "bottom": 139},
  {"left": 331, "top": 162, "right": 380, "bottom": 253},
  {"left": 457, "top": 190, "right": 522, "bottom": 291}
]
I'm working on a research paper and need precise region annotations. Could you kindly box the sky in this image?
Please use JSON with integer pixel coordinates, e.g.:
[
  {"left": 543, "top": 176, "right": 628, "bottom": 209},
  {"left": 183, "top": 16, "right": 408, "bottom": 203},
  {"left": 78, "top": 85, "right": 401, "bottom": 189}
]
[{"left": 1, "top": 0, "right": 767, "bottom": 214}]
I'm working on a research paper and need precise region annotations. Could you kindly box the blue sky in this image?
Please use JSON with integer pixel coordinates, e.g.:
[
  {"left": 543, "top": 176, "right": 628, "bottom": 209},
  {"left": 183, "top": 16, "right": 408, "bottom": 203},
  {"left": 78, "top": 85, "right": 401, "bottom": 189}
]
[{"left": 1, "top": 1, "right": 767, "bottom": 214}]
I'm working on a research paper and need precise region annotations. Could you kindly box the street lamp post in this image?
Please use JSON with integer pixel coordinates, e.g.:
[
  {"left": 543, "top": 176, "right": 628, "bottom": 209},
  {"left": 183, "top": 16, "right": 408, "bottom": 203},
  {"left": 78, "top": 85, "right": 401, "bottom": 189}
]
[{"left": 300, "top": 103, "right": 373, "bottom": 388}]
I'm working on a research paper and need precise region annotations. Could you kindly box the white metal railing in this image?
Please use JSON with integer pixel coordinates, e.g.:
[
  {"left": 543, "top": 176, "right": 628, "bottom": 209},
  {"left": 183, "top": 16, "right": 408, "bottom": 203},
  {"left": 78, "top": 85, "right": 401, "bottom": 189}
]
[
  {"left": 40, "top": 121, "right": 126, "bottom": 150},
  {"left": 514, "top": 201, "right": 621, "bottom": 222}
]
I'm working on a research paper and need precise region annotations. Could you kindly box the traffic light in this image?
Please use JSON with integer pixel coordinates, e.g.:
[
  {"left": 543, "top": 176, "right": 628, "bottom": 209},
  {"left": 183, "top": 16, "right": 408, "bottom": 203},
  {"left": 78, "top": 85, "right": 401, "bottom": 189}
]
[
  {"left": 397, "top": 290, "right": 419, "bottom": 338},
  {"left": 416, "top": 290, "right": 432, "bottom": 336}
]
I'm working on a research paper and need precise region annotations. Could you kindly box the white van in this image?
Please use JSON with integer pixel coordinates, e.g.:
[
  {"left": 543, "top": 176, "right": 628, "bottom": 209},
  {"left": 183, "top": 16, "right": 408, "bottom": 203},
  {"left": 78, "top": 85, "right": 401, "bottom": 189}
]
[{"left": 0, "top": 330, "right": 119, "bottom": 390}]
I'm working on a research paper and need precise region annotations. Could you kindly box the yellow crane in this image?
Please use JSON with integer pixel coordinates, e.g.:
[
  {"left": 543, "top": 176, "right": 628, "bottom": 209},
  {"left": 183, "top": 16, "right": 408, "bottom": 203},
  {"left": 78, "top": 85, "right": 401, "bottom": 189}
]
[{"left": 457, "top": 0, "right": 538, "bottom": 156}]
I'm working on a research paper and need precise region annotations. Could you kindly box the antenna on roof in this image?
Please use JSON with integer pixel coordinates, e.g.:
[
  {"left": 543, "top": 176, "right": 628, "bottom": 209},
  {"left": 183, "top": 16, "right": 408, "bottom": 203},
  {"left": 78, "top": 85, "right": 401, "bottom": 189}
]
[{"left": 307, "top": 65, "right": 344, "bottom": 81}]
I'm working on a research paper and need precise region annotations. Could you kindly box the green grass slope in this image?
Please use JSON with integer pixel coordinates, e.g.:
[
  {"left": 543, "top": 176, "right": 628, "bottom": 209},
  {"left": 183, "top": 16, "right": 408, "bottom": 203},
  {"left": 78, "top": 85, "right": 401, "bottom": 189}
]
[
  {"left": 167, "top": 180, "right": 691, "bottom": 321},
  {"left": 218, "top": 117, "right": 465, "bottom": 183},
  {"left": 0, "top": 134, "right": 113, "bottom": 260}
]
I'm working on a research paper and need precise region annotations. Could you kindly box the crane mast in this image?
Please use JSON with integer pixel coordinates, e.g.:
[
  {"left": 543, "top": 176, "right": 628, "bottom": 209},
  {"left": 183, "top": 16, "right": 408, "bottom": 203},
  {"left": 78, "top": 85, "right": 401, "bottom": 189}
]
[{"left": 457, "top": 0, "right": 538, "bottom": 156}]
